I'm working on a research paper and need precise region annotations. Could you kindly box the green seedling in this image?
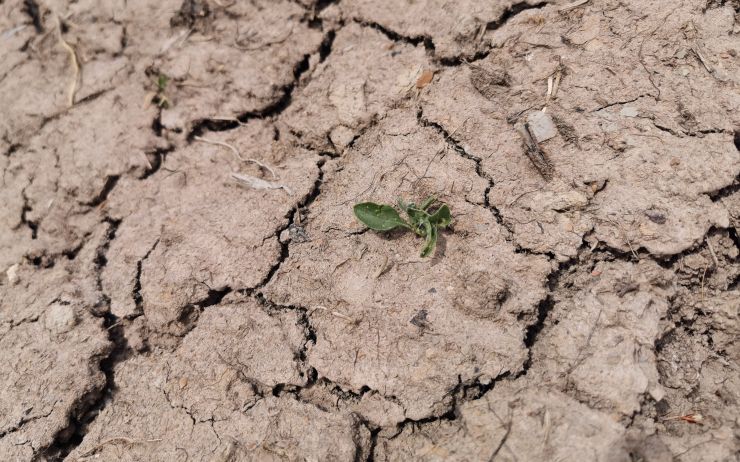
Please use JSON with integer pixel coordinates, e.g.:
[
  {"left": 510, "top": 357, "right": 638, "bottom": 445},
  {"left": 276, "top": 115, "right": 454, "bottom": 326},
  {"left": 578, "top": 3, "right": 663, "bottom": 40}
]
[
  {"left": 153, "top": 73, "right": 171, "bottom": 108},
  {"left": 353, "top": 196, "right": 451, "bottom": 257},
  {"left": 156, "top": 74, "right": 169, "bottom": 92}
]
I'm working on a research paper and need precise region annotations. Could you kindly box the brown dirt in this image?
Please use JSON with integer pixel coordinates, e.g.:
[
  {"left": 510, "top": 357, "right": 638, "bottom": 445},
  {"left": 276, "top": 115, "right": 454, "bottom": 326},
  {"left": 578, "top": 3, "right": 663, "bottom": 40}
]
[{"left": 1, "top": 0, "right": 738, "bottom": 461}]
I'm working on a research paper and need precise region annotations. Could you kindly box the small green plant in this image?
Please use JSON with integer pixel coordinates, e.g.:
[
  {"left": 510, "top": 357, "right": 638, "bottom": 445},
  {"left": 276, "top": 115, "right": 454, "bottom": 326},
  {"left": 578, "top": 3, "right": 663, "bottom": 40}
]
[
  {"left": 153, "top": 73, "right": 170, "bottom": 108},
  {"left": 353, "top": 196, "right": 451, "bottom": 257}
]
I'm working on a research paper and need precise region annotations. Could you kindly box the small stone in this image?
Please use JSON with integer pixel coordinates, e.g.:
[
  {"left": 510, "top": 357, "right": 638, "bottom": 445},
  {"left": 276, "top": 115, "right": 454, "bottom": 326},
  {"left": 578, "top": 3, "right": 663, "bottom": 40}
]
[
  {"left": 478, "top": 374, "right": 493, "bottom": 385},
  {"left": 45, "top": 303, "right": 78, "bottom": 334},
  {"left": 279, "top": 229, "right": 291, "bottom": 243},
  {"left": 588, "top": 179, "right": 606, "bottom": 193},
  {"left": 620, "top": 106, "right": 639, "bottom": 118},
  {"left": 649, "top": 386, "right": 665, "bottom": 402},
  {"left": 416, "top": 70, "right": 434, "bottom": 89},
  {"left": 526, "top": 111, "right": 557, "bottom": 142},
  {"left": 6, "top": 263, "right": 19, "bottom": 285},
  {"left": 645, "top": 209, "right": 666, "bottom": 224},
  {"left": 288, "top": 224, "right": 310, "bottom": 243},
  {"left": 409, "top": 309, "right": 429, "bottom": 328},
  {"left": 329, "top": 125, "right": 356, "bottom": 148}
]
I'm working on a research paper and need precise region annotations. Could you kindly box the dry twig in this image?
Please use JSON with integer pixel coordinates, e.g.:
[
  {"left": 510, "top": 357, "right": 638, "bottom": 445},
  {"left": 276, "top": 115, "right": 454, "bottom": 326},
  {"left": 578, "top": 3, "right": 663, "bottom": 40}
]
[
  {"left": 706, "top": 237, "right": 720, "bottom": 268},
  {"left": 558, "top": 0, "right": 590, "bottom": 11},
  {"left": 195, "top": 136, "right": 277, "bottom": 178},
  {"left": 516, "top": 122, "right": 554, "bottom": 180},
  {"left": 231, "top": 172, "right": 293, "bottom": 195},
  {"left": 56, "top": 15, "right": 79, "bottom": 107}
]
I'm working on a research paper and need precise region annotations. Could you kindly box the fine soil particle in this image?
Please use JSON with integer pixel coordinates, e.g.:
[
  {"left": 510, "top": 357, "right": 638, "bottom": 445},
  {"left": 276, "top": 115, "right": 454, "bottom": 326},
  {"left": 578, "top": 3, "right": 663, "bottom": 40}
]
[{"left": 1, "top": 0, "right": 739, "bottom": 460}]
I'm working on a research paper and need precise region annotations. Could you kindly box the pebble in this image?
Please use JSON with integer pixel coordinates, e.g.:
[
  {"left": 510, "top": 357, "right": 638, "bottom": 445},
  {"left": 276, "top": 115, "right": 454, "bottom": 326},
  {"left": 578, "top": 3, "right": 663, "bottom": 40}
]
[
  {"left": 620, "top": 106, "right": 639, "bottom": 118},
  {"left": 45, "top": 303, "right": 78, "bottom": 334},
  {"left": 6, "top": 263, "right": 19, "bottom": 285},
  {"left": 526, "top": 110, "right": 557, "bottom": 142}
]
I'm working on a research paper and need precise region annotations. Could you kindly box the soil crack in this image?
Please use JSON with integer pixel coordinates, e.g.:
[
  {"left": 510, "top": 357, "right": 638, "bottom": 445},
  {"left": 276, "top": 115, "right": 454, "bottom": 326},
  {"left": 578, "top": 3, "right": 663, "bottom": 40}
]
[
  {"left": 0, "top": 407, "right": 55, "bottom": 439},
  {"left": 19, "top": 186, "right": 39, "bottom": 239},
  {"left": 516, "top": 245, "right": 584, "bottom": 377},
  {"left": 708, "top": 174, "right": 740, "bottom": 202},
  {"left": 247, "top": 154, "right": 329, "bottom": 293},
  {"left": 132, "top": 238, "right": 161, "bottom": 316},
  {"left": 353, "top": 18, "right": 434, "bottom": 52},
  {"left": 39, "top": 220, "right": 125, "bottom": 461},
  {"left": 437, "top": 1, "right": 551, "bottom": 66},
  {"left": 188, "top": 28, "right": 340, "bottom": 138},
  {"left": 353, "top": 1, "right": 550, "bottom": 66},
  {"left": 82, "top": 175, "right": 120, "bottom": 208},
  {"left": 416, "top": 108, "right": 514, "bottom": 237},
  {"left": 22, "top": 0, "right": 44, "bottom": 34}
]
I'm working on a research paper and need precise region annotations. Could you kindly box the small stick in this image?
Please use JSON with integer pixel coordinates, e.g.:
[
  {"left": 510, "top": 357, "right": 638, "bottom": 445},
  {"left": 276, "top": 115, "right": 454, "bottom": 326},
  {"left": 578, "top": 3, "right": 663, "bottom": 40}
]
[
  {"left": 56, "top": 16, "right": 79, "bottom": 107},
  {"left": 559, "top": 0, "right": 590, "bottom": 11},
  {"left": 159, "top": 28, "right": 191, "bottom": 55},
  {"left": 604, "top": 216, "right": 639, "bottom": 260},
  {"left": 374, "top": 255, "right": 393, "bottom": 278},
  {"left": 194, "top": 136, "right": 277, "bottom": 178},
  {"left": 705, "top": 238, "right": 719, "bottom": 268},
  {"left": 691, "top": 44, "right": 715, "bottom": 76},
  {"left": 661, "top": 413, "right": 704, "bottom": 425},
  {"left": 331, "top": 311, "right": 354, "bottom": 322},
  {"left": 516, "top": 122, "right": 554, "bottom": 180},
  {"left": 552, "top": 70, "right": 561, "bottom": 99},
  {"left": 543, "top": 70, "right": 562, "bottom": 111},
  {"left": 231, "top": 172, "right": 293, "bottom": 195},
  {"left": 3, "top": 24, "right": 28, "bottom": 38}
]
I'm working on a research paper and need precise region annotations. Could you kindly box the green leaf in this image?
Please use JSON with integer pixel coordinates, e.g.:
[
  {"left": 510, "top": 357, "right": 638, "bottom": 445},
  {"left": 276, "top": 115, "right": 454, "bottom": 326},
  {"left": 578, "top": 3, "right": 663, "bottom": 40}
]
[
  {"left": 420, "top": 221, "right": 438, "bottom": 257},
  {"left": 420, "top": 196, "right": 437, "bottom": 211},
  {"left": 354, "top": 202, "right": 411, "bottom": 231},
  {"left": 396, "top": 198, "right": 407, "bottom": 213},
  {"left": 428, "top": 204, "right": 451, "bottom": 228},
  {"left": 405, "top": 206, "right": 429, "bottom": 228},
  {"left": 157, "top": 74, "right": 169, "bottom": 91}
]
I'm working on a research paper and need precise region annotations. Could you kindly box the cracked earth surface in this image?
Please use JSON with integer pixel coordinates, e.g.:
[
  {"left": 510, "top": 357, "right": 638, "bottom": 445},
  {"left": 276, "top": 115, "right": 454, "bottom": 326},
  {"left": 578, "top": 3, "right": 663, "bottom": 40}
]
[{"left": 1, "top": 0, "right": 739, "bottom": 460}]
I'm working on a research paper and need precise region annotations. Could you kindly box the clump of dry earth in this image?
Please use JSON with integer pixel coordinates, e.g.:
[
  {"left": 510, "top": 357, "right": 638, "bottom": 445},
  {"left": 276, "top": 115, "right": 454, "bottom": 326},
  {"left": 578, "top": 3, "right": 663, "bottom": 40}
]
[{"left": 1, "top": 0, "right": 738, "bottom": 460}]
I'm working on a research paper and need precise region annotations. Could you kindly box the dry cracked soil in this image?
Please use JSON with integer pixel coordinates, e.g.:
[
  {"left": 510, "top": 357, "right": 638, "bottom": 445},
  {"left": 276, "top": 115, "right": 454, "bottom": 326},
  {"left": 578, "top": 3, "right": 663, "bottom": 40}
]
[{"left": 1, "top": 0, "right": 739, "bottom": 461}]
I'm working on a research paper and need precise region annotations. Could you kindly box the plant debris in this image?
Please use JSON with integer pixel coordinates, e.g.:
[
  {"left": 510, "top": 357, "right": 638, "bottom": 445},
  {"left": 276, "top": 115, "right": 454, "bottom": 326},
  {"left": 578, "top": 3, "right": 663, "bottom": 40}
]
[{"left": 516, "top": 122, "right": 554, "bottom": 180}]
